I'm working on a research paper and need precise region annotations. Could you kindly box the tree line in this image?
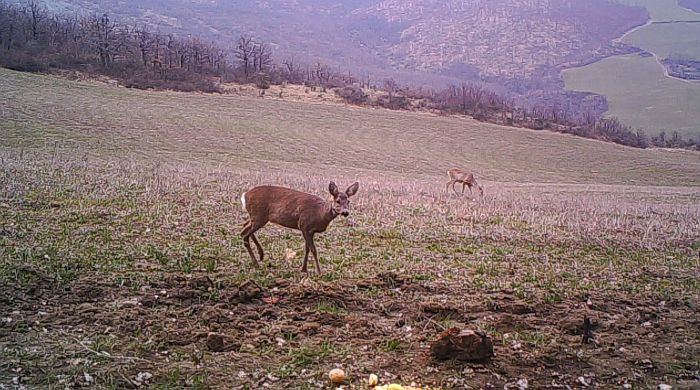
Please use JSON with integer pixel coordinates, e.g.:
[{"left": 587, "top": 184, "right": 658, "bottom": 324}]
[{"left": 1, "top": 0, "right": 697, "bottom": 150}]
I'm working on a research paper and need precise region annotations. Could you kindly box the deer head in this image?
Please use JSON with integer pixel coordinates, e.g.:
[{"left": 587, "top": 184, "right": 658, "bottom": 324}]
[{"left": 329, "top": 181, "right": 359, "bottom": 217}]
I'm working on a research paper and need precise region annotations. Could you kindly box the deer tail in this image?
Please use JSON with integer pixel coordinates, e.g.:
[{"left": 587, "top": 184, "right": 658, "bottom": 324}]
[{"left": 240, "top": 192, "right": 247, "bottom": 211}]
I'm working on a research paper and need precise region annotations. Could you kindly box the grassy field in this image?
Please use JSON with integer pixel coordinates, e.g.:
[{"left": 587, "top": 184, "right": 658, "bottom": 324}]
[
  {"left": 563, "top": 53, "right": 700, "bottom": 138},
  {"left": 614, "top": 0, "right": 700, "bottom": 21},
  {"left": 624, "top": 21, "right": 700, "bottom": 61},
  {"left": 566, "top": 0, "right": 700, "bottom": 136},
  {"left": 2, "top": 69, "right": 699, "bottom": 185},
  {"left": 1, "top": 69, "right": 700, "bottom": 389}
]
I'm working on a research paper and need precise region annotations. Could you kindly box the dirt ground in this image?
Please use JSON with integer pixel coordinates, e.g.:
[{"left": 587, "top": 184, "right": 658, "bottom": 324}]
[{"left": 2, "top": 264, "right": 699, "bottom": 389}]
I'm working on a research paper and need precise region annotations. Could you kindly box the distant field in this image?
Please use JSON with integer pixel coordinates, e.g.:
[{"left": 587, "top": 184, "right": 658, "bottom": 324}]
[
  {"left": 1, "top": 69, "right": 699, "bottom": 389},
  {"left": 565, "top": 0, "right": 700, "bottom": 136},
  {"left": 563, "top": 53, "right": 700, "bottom": 138},
  {"left": 2, "top": 68, "right": 699, "bottom": 186},
  {"left": 624, "top": 21, "right": 700, "bottom": 59},
  {"left": 614, "top": 0, "right": 700, "bottom": 20},
  {"left": 679, "top": 0, "right": 700, "bottom": 12}
]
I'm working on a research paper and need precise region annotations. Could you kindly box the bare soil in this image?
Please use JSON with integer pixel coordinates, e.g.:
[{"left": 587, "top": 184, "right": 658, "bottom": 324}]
[{"left": 2, "top": 265, "right": 699, "bottom": 389}]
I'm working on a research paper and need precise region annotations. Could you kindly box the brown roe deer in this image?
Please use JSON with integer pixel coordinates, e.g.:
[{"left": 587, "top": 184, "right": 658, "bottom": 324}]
[
  {"left": 240, "top": 181, "right": 359, "bottom": 274},
  {"left": 446, "top": 168, "right": 484, "bottom": 198}
]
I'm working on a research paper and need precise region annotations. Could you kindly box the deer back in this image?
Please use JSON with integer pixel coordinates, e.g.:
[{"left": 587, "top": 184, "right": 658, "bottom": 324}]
[
  {"left": 448, "top": 168, "right": 474, "bottom": 183},
  {"left": 243, "top": 186, "right": 332, "bottom": 231}
]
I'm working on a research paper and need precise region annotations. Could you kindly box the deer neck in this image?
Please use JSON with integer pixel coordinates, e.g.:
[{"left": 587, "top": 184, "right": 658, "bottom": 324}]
[{"left": 321, "top": 201, "right": 339, "bottom": 228}]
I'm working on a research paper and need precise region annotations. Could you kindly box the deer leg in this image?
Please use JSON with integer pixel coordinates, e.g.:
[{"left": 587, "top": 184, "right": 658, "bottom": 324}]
[
  {"left": 446, "top": 180, "right": 455, "bottom": 193},
  {"left": 452, "top": 181, "right": 460, "bottom": 195},
  {"left": 250, "top": 232, "right": 264, "bottom": 263},
  {"left": 301, "top": 234, "right": 310, "bottom": 274},
  {"left": 240, "top": 221, "right": 259, "bottom": 266},
  {"left": 302, "top": 231, "right": 321, "bottom": 274},
  {"left": 308, "top": 234, "right": 321, "bottom": 274}
]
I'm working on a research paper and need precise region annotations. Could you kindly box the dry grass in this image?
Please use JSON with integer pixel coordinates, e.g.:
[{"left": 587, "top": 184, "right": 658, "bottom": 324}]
[
  {"left": 1, "top": 69, "right": 699, "bottom": 389},
  {"left": 2, "top": 68, "right": 700, "bottom": 185}
]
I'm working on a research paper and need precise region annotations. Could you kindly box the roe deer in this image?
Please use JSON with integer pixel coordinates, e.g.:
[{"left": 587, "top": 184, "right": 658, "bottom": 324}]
[
  {"left": 446, "top": 168, "right": 484, "bottom": 198},
  {"left": 240, "top": 181, "right": 359, "bottom": 274}
]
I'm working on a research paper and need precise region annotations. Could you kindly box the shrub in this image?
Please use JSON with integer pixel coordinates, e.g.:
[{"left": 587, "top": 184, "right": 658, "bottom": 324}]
[
  {"left": 335, "top": 85, "right": 368, "bottom": 105},
  {"left": 0, "top": 51, "right": 48, "bottom": 72}
]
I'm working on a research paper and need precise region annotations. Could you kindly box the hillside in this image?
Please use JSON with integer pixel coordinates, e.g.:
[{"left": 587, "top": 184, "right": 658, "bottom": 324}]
[
  {"left": 2, "top": 68, "right": 699, "bottom": 185},
  {"left": 1, "top": 69, "right": 699, "bottom": 389},
  {"left": 35, "top": 0, "right": 646, "bottom": 86}
]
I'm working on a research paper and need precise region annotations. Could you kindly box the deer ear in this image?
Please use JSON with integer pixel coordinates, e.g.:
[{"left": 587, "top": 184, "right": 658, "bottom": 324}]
[
  {"left": 346, "top": 182, "right": 359, "bottom": 197},
  {"left": 329, "top": 181, "right": 339, "bottom": 196}
]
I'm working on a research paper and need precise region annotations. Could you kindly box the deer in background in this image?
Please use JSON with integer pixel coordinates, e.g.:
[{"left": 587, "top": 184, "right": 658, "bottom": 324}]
[
  {"left": 446, "top": 168, "right": 484, "bottom": 198},
  {"left": 240, "top": 181, "right": 359, "bottom": 274}
]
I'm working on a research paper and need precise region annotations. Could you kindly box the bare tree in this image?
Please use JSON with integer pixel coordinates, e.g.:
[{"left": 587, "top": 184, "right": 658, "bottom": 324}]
[
  {"left": 235, "top": 34, "right": 254, "bottom": 79},
  {"left": 85, "top": 13, "right": 120, "bottom": 68},
  {"left": 134, "top": 27, "right": 152, "bottom": 66},
  {"left": 314, "top": 62, "right": 333, "bottom": 87},
  {"left": 0, "top": 3, "right": 19, "bottom": 49},
  {"left": 384, "top": 78, "right": 398, "bottom": 103},
  {"left": 252, "top": 41, "right": 272, "bottom": 72},
  {"left": 24, "top": 0, "right": 45, "bottom": 40}
]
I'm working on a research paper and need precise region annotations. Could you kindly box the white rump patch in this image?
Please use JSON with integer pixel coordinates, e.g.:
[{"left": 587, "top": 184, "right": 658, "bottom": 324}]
[{"left": 240, "top": 192, "right": 247, "bottom": 210}]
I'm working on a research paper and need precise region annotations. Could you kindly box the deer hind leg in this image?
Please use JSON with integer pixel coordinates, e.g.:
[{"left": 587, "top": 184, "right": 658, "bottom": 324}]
[
  {"left": 241, "top": 219, "right": 265, "bottom": 267},
  {"left": 240, "top": 220, "right": 259, "bottom": 266},
  {"left": 250, "top": 233, "right": 264, "bottom": 263},
  {"left": 449, "top": 180, "right": 460, "bottom": 195}
]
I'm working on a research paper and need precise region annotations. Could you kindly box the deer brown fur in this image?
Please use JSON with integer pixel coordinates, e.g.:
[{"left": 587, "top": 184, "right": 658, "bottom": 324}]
[
  {"left": 446, "top": 168, "right": 484, "bottom": 198},
  {"left": 240, "top": 181, "right": 359, "bottom": 274}
]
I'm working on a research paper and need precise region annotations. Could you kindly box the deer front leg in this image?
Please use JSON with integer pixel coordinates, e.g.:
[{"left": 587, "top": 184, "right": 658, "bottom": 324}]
[
  {"left": 446, "top": 180, "right": 455, "bottom": 193},
  {"left": 308, "top": 234, "right": 321, "bottom": 274},
  {"left": 301, "top": 234, "right": 310, "bottom": 274},
  {"left": 302, "top": 231, "right": 321, "bottom": 274}
]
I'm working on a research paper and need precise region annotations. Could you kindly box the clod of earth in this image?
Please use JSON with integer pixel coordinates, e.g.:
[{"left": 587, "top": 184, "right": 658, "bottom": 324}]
[
  {"left": 420, "top": 301, "right": 461, "bottom": 319},
  {"left": 377, "top": 271, "right": 405, "bottom": 288},
  {"left": 236, "top": 280, "right": 263, "bottom": 303},
  {"left": 206, "top": 332, "right": 225, "bottom": 352},
  {"left": 190, "top": 275, "right": 214, "bottom": 290},
  {"left": 430, "top": 328, "right": 494, "bottom": 362}
]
